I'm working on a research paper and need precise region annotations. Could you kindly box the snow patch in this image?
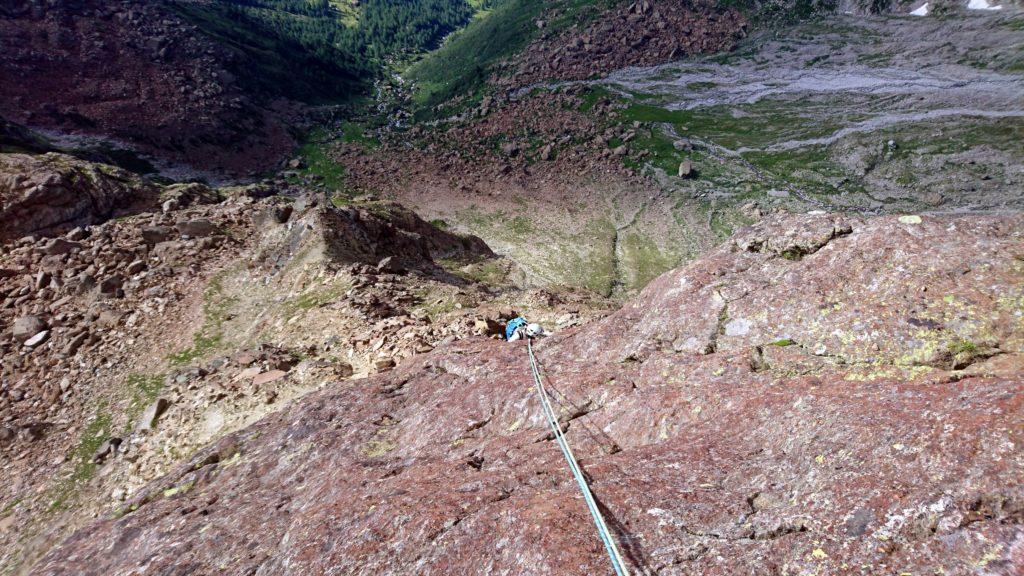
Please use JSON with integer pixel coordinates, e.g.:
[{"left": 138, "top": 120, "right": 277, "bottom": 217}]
[
  {"left": 910, "top": 2, "right": 929, "bottom": 15},
  {"left": 967, "top": 0, "right": 1002, "bottom": 9}
]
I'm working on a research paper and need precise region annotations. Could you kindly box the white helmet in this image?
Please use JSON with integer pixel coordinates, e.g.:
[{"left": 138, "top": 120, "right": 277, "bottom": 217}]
[{"left": 525, "top": 323, "right": 544, "bottom": 338}]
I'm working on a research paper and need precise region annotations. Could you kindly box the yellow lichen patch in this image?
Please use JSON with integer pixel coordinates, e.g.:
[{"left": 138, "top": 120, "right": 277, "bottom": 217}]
[
  {"left": 163, "top": 481, "right": 195, "bottom": 499},
  {"left": 362, "top": 439, "right": 397, "bottom": 457},
  {"left": 975, "top": 544, "right": 1004, "bottom": 567},
  {"left": 221, "top": 452, "right": 243, "bottom": 467}
]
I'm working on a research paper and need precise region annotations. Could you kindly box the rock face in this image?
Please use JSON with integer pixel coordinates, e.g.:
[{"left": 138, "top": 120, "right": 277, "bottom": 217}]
[
  {"left": 0, "top": 153, "right": 158, "bottom": 241},
  {"left": 0, "top": 0, "right": 294, "bottom": 174},
  {"left": 30, "top": 213, "right": 1024, "bottom": 575}
]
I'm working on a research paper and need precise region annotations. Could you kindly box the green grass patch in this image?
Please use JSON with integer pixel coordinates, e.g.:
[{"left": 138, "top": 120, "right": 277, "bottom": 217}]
[
  {"left": 168, "top": 267, "right": 238, "bottom": 367},
  {"left": 339, "top": 120, "right": 380, "bottom": 148},
  {"left": 948, "top": 338, "right": 980, "bottom": 357},
  {"left": 46, "top": 407, "right": 113, "bottom": 512},
  {"left": 439, "top": 257, "right": 507, "bottom": 285},
  {"left": 804, "top": 53, "right": 829, "bottom": 67},
  {"left": 575, "top": 218, "right": 617, "bottom": 296},
  {"left": 1003, "top": 17, "right": 1024, "bottom": 31},
  {"left": 1, "top": 497, "right": 22, "bottom": 518},
  {"left": 620, "top": 101, "right": 848, "bottom": 151},
  {"left": 286, "top": 284, "right": 348, "bottom": 312},
  {"left": 507, "top": 215, "right": 534, "bottom": 235},
  {"left": 578, "top": 86, "right": 614, "bottom": 113},
  {"left": 292, "top": 128, "right": 349, "bottom": 192},
  {"left": 685, "top": 81, "right": 717, "bottom": 91},
  {"left": 742, "top": 145, "right": 850, "bottom": 198},
  {"left": 622, "top": 127, "right": 683, "bottom": 174},
  {"left": 856, "top": 51, "right": 894, "bottom": 67},
  {"left": 167, "top": 334, "right": 223, "bottom": 367},
  {"left": 619, "top": 232, "right": 677, "bottom": 290},
  {"left": 70, "top": 411, "right": 112, "bottom": 483}
]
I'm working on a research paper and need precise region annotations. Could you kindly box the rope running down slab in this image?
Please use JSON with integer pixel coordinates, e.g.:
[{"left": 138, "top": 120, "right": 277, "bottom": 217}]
[{"left": 527, "top": 339, "right": 630, "bottom": 576}]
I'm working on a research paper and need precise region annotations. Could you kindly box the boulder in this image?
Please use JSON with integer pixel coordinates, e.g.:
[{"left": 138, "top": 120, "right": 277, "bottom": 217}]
[
  {"left": 91, "top": 437, "right": 122, "bottom": 464},
  {"left": 134, "top": 398, "right": 171, "bottom": 433},
  {"left": 12, "top": 315, "right": 46, "bottom": 342},
  {"left": 175, "top": 219, "right": 219, "bottom": 238},
  {"left": 96, "top": 274, "right": 124, "bottom": 298},
  {"left": 41, "top": 238, "right": 82, "bottom": 256},
  {"left": 65, "top": 227, "right": 88, "bottom": 241},
  {"left": 376, "top": 256, "right": 404, "bottom": 274},
  {"left": 473, "top": 318, "right": 503, "bottom": 336},
  {"left": 125, "top": 260, "right": 147, "bottom": 275},
  {"left": 252, "top": 370, "right": 288, "bottom": 387},
  {"left": 161, "top": 183, "right": 220, "bottom": 209},
  {"left": 141, "top": 226, "right": 173, "bottom": 245},
  {"left": 678, "top": 158, "right": 693, "bottom": 178}
]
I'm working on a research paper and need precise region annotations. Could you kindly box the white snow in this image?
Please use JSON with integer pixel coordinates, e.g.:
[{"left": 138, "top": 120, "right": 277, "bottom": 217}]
[
  {"left": 910, "top": 2, "right": 929, "bottom": 15},
  {"left": 967, "top": 0, "right": 1002, "bottom": 10}
]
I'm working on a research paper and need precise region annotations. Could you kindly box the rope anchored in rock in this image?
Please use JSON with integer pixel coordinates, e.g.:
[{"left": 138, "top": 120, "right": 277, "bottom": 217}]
[{"left": 527, "top": 339, "right": 631, "bottom": 576}]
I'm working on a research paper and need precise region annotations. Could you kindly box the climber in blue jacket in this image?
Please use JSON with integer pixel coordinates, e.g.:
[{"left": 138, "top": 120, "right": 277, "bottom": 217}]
[{"left": 505, "top": 316, "right": 550, "bottom": 341}]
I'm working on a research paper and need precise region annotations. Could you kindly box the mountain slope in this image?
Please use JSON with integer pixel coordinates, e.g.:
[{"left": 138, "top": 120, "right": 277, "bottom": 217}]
[
  {"left": 0, "top": 0, "right": 297, "bottom": 176},
  {"left": 405, "top": 0, "right": 752, "bottom": 115},
  {"left": 0, "top": 0, "right": 483, "bottom": 176},
  {"left": 28, "top": 213, "right": 1024, "bottom": 575}
]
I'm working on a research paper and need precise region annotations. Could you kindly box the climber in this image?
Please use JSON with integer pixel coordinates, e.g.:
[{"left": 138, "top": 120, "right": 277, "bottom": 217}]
[{"left": 505, "top": 316, "right": 550, "bottom": 341}]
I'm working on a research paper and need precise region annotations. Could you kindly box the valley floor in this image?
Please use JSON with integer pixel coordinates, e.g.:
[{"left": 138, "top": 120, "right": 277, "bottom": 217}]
[{"left": 317, "top": 11, "right": 1024, "bottom": 300}]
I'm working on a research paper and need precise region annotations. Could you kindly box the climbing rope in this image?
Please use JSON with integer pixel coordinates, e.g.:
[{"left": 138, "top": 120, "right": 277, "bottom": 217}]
[{"left": 527, "top": 339, "right": 631, "bottom": 576}]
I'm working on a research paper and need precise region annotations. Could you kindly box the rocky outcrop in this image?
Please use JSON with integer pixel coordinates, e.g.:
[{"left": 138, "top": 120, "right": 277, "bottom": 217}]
[
  {"left": 257, "top": 199, "right": 494, "bottom": 275},
  {"left": 0, "top": 0, "right": 294, "bottom": 175},
  {"left": 30, "top": 213, "right": 1024, "bottom": 575},
  {"left": 0, "top": 117, "right": 51, "bottom": 153},
  {"left": 0, "top": 153, "right": 159, "bottom": 241}
]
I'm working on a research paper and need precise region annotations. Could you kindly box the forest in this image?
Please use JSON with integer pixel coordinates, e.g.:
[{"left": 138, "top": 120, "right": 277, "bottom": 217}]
[{"left": 172, "top": 0, "right": 483, "bottom": 102}]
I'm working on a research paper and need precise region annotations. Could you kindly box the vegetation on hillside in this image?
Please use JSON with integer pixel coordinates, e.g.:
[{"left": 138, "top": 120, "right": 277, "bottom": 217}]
[
  {"left": 403, "top": 0, "right": 838, "bottom": 117},
  {"left": 172, "top": 0, "right": 481, "bottom": 103},
  {"left": 405, "top": 0, "right": 612, "bottom": 115}
]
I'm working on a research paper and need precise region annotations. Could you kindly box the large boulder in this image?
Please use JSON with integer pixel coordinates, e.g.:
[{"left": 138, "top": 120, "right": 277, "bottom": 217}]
[
  {"left": 30, "top": 214, "right": 1024, "bottom": 575},
  {"left": 12, "top": 316, "right": 46, "bottom": 343}
]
